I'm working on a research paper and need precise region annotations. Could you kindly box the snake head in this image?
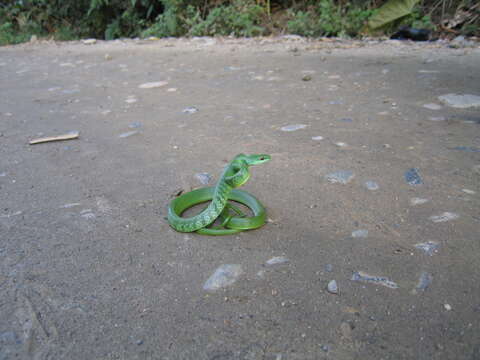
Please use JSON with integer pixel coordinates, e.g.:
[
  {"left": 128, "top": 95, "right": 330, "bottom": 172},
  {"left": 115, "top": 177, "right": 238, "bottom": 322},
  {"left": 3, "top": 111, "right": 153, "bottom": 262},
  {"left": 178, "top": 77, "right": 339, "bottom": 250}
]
[{"left": 236, "top": 154, "right": 271, "bottom": 166}]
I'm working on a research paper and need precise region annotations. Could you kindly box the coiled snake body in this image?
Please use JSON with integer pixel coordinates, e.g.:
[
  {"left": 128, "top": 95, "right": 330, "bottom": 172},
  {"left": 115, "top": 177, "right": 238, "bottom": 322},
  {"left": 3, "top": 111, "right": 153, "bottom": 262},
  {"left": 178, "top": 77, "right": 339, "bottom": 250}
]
[{"left": 168, "top": 154, "right": 270, "bottom": 235}]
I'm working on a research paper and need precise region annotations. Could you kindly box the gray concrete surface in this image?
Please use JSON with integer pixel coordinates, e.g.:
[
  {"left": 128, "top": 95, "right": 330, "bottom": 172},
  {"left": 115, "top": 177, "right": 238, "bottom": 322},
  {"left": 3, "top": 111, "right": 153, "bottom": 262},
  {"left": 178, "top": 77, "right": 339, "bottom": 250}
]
[{"left": 1, "top": 37, "right": 479, "bottom": 359}]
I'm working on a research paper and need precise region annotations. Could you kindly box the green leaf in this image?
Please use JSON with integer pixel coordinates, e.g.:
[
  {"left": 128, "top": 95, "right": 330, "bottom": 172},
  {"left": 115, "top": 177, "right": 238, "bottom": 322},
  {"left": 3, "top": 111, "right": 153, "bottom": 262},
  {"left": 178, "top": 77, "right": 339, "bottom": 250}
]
[{"left": 368, "top": 0, "right": 419, "bottom": 29}]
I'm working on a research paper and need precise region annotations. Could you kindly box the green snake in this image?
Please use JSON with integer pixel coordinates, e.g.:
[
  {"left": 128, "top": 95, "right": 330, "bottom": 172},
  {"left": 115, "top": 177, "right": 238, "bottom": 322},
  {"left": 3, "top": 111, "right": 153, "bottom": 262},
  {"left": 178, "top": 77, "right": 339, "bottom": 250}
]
[{"left": 167, "top": 154, "right": 271, "bottom": 235}]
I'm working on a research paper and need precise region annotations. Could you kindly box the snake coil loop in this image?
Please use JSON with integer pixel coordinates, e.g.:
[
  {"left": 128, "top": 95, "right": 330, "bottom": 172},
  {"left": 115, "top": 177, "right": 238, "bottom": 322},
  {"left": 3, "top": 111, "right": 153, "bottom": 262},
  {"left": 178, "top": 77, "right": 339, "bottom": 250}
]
[{"left": 167, "top": 154, "right": 271, "bottom": 235}]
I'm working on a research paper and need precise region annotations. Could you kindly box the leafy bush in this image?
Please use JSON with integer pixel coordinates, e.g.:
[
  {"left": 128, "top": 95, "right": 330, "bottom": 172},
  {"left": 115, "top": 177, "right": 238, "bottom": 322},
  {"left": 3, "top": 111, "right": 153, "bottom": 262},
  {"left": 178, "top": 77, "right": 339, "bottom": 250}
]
[
  {"left": 287, "top": 0, "right": 371, "bottom": 37},
  {"left": 402, "top": 7, "right": 436, "bottom": 30},
  {"left": 189, "top": 0, "right": 265, "bottom": 37},
  {"left": 141, "top": 6, "right": 183, "bottom": 38},
  {"left": 142, "top": 0, "right": 265, "bottom": 38}
]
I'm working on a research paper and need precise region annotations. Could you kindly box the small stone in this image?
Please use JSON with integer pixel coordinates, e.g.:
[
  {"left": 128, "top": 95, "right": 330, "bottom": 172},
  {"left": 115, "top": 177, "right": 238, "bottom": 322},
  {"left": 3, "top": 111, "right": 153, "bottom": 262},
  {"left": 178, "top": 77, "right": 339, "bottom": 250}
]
[
  {"left": 302, "top": 75, "right": 312, "bottom": 81},
  {"left": 325, "top": 264, "right": 333, "bottom": 272},
  {"left": 438, "top": 94, "right": 480, "bottom": 108},
  {"left": 327, "top": 280, "right": 338, "bottom": 294},
  {"left": 352, "top": 229, "right": 368, "bottom": 238},
  {"left": 119, "top": 131, "right": 139, "bottom": 138},
  {"left": 428, "top": 116, "right": 446, "bottom": 121},
  {"left": 415, "top": 271, "right": 433, "bottom": 291},
  {"left": 329, "top": 100, "right": 343, "bottom": 105},
  {"left": 410, "top": 197, "right": 429, "bottom": 206},
  {"left": 452, "top": 146, "right": 480, "bottom": 153},
  {"left": 136, "top": 339, "right": 144, "bottom": 345},
  {"left": 405, "top": 168, "right": 423, "bottom": 185},
  {"left": 266, "top": 256, "right": 289, "bottom": 265},
  {"left": 80, "top": 209, "right": 95, "bottom": 219},
  {"left": 82, "top": 38, "right": 97, "bottom": 45},
  {"left": 312, "top": 136, "right": 324, "bottom": 141},
  {"left": 423, "top": 103, "right": 442, "bottom": 110},
  {"left": 125, "top": 97, "right": 137, "bottom": 104},
  {"left": 280, "top": 124, "right": 307, "bottom": 132},
  {"left": 429, "top": 212, "right": 459, "bottom": 223},
  {"left": 444, "top": 304, "right": 452, "bottom": 311},
  {"left": 60, "top": 203, "right": 81, "bottom": 209},
  {"left": 256, "top": 270, "right": 266, "bottom": 279},
  {"left": 203, "top": 264, "right": 243, "bottom": 291},
  {"left": 138, "top": 81, "right": 168, "bottom": 89},
  {"left": 128, "top": 122, "right": 142, "bottom": 129},
  {"left": 415, "top": 241, "right": 439, "bottom": 255},
  {"left": 167, "top": 88, "right": 177, "bottom": 92},
  {"left": 364, "top": 181, "right": 379, "bottom": 190},
  {"left": 194, "top": 172, "right": 212, "bottom": 185},
  {"left": 325, "top": 170, "right": 354, "bottom": 184},
  {"left": 104, "top": 54, "right": 112, "bottom": 60},
  {"left": 182, "top": 106, "right": 198, "bottom": 114},
  {"left": 334, "top": 142, "right": 348, "bottom": 147},
  {"left": 462, "top": 189, "right": 475, "bottom": 195},
  {"left": 351, "top": 271, "right": 398, "bottom": 289}
]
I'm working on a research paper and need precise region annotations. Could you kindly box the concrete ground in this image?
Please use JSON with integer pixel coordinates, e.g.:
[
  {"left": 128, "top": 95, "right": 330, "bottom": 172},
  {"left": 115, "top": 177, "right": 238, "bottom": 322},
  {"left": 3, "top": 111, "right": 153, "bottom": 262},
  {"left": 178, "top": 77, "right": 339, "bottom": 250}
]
[{"left": 0, "top": 36, "right": 479, "bottom": 360}]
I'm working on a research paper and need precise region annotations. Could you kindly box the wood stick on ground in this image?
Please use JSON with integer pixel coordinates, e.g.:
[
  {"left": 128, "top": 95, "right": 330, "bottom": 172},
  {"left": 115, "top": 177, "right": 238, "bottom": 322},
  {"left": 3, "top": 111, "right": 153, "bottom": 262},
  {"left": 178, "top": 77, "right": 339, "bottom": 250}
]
[{"left": 29, "top": 131, "right": 79, "bottom": 145}]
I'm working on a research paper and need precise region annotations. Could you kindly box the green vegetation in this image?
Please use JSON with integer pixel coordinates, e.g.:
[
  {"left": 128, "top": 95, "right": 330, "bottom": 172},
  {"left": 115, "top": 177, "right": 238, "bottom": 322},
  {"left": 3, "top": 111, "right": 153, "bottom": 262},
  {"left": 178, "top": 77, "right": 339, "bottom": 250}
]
[
  {"left": 0, "top": 0, "right": 478, "bottom": 45},
  {"left": 286, "top": 0, "right": 374, "bottom": 37}
]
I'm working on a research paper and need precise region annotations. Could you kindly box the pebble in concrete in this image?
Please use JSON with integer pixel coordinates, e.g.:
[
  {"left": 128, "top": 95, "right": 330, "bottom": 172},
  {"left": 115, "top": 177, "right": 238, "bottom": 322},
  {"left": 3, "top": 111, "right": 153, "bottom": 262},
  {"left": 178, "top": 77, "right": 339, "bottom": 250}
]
[
  {"left": 364, "top": 181, "right": 379, "bottom": 190},
  {"left": 405, "top": 168, "right": 423, "bottom": 185},
  {"left": 352, "top": 229, "right": 368, "bottom": 238},
  {"left": 325, "top": 170, "right": 354, "bottom": 184},
  {"left": 438, "top": 94, "right": 480, "bottom": 108},
  {"left": 327, "top": 280, "right": 338, "bottom": 294},
  {"left": 410, "top": 197, "right": 429, "bottom": 206},
  {"left": 203, "top": 264, "right": 243, "bottom": 291},
  {"left": 266, "top": 256, "right": 289, "bottom": 265},
  {"left": 415, "top": 271, "right": 433, "bottom": 291},
  {"left": 429, "top": 212, "right": 459, "bottom": 223},
  {"left": 125, "top": 96, "right": 137, "bottom": 104},
  {"left": 423, "top": 103, "right": 442, "bottom": 110},
  {"left": 351, "top": 271, "right": 398, "bottom": 289},
  {"left": 138, "top": 81, "right": 168, "bottom": 89},
  {"left": 280, "top": 124, "right": 307, "bottom": 132},
  {"left": 119, "top": 130, "right": 139, "bottom": 138},
  {"left": 182, "top": 106, "right": 198, "bottom": 114},
  {"left": 128, "top": 122, "right": 142, "bottom": 129},
  {"left": 415, "top": 241, "right": 439, "bottom": 255},
  {"left": 80, "top": 209, "right": 95, "bottom": 219},
  {"left": 428, "top": 116, "right": 446, "bottom": 121},
  {"left": 195, "top": 172, "right": 212, "bottom": 185},
  {"left": 453, "top": 146, "right": 480, "bottom": 153}
]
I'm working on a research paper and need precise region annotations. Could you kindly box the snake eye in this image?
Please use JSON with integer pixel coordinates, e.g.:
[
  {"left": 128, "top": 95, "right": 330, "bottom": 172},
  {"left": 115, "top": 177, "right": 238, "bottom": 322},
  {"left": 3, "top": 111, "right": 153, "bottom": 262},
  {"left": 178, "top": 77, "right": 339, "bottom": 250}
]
[{"left": 260, "top": 157, "right": 265, "bottom": 160}]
